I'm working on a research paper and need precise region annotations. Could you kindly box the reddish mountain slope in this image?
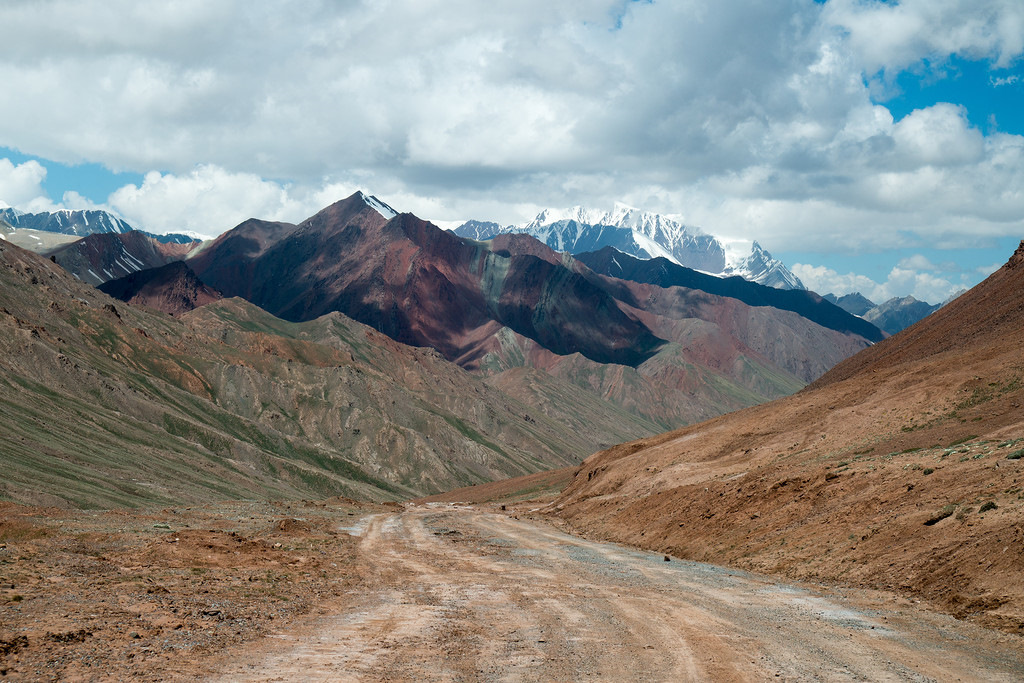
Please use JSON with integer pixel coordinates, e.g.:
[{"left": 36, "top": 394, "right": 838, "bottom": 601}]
[
  {"left": 188, "top": 192, "right": 876, "bottom": 432},
  {"left": 191, "top": 193, "right": 665, "bottom": 369},
  {"left": 49, "top": 230, "right": 200, "bottom": 286},
  {"left": 98, "top": 261, "right": 223, "bottom": 315},
  {"left": 549, "top": 240, "right": 1024, "bottom": 632},
  {"left": 186, "top": 218, "right": 299, "bottom": 295}
]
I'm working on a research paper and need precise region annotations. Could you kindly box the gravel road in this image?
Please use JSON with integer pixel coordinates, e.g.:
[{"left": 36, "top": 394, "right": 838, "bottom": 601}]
[{"left": 211, "top": 504, "right": 1024, "bottom": 681}]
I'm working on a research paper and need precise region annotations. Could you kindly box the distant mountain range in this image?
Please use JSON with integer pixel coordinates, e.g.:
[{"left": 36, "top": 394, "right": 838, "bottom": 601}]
[
  {"left": 0, "top": 207, "right": 134, "bottom": 236},
  {"left": 454, "top": 204, "right": 805, "bottom": 290},
  {"left": 824, "top": 292, "right": 947, "bottom": 335},
  {"left": 0, "top": 206, "right": 198, "bottom": 246}
]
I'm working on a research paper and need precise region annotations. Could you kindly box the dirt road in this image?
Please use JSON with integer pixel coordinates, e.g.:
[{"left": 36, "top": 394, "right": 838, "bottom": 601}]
[{"left": 211, "top": 504, "right": 1024, "bottom": 681}]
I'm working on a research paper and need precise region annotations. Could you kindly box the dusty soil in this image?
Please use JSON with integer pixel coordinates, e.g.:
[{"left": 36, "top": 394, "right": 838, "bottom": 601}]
[
  {"left": 0, "top": 498, "right": 389, "bottom": 681},
  {"left": 212, "top": 504, "right": 1024, "bottom": 681},
  {"left": 5, "top": 500, "right": 1024, "bottom": 681}
]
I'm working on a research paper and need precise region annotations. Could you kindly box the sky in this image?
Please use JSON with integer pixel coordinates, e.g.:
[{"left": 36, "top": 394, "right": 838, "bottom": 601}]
[{"left": 1, "top": 0, "right": 1022, "bottom": 305}]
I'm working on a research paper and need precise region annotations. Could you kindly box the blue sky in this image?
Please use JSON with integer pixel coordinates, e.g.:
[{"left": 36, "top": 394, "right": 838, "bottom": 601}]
[{"left": 2, "top": 0, "right": 1023, "bottom": 304}]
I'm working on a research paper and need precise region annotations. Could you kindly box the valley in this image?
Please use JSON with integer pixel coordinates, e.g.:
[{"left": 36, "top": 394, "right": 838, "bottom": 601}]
[{"left": 1, "top": 202, "right": 1022, "bottom": 679}]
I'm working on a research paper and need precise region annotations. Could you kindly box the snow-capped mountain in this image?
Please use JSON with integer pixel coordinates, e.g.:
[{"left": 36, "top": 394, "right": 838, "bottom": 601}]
[
  {"left": 0, "top": 208, "right": 135, "bottom": 236},
  {"left": 721, "top": 241, "right": 805, "bottom": 290},
  {"left": 453, "top": 204, "right": 805, "bottom": 290}
]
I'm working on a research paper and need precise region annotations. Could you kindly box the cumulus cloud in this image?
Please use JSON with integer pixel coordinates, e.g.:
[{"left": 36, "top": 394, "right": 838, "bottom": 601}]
[
  {"left": 0, "top": 0, "right": 1022, "bottom": 296},
  {"left": 0, "top": 158, "right": 56, "bottom": 212},
  {"left": 823, "top": 0, "right": 1024, "bottom": 73},
  {"left": 792, "top": 260, "right": 967, "bottom": 304},
  {"left": 107, "top": 165, "right": 317, "bottom": 237}
]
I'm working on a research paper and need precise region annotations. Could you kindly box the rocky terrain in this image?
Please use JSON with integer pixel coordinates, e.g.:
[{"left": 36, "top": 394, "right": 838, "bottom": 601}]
[
  {"left": 548, "top": 240, "right": 1024, "bottom": 634},
  {"left": 0, "top": 238, "right": 638, "bottom": 507},
  {"left": 48, "top": 230, "right": 203, "bottom": 286}
]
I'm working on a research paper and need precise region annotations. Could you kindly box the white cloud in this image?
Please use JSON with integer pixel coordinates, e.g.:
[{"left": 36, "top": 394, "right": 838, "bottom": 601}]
[
  {"left": 0, "top": 158, "right": 56, "bottom": 212},
  {"left": 991, "top": 74, "right": 1020, "bottom": 87},
  {"left": 792, "top": 261, "right": 966, "bottom": 304},
  {"left": 823, "top": 0, "right": 1024, "bottom": 73},
  {"left": 105, "top": 165, "right": 318, "bottom": 237},
  {"left": 0, "top": 0, "right": 1021, "bottom": 297},
  {"left": 896, "top": 254, "right": 939, "bottom": 271}
]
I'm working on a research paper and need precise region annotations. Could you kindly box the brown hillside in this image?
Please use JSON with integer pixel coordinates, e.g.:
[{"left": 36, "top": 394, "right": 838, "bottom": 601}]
[
  {"left": 0, "top": 239, "right": 624, "bottom": 507},
  {"left": 550, "top": 240, "right": 1024, "bottom": 633},
  {"left": 98, "top": 261, "right": 223, "bottom": 315}
]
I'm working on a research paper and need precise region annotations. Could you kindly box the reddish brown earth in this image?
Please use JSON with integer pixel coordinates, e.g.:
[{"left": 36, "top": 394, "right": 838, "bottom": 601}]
[
  {"left": 548, "top": 240, "right": 1024, "bottom": 634},
  {"left": 0, "top": 498, "right": 389, "bottom": 680},
  {"left": 98, "top": 261, "right": 223, "bottom": 315},
  {"left": 187, "top": 193, "right": 874, "bottom": 433},
  {"left": 6, "top": 502, "right": 1023, "bottom": 681},
  {"left": 49, "top": 231, "right": 201, "bottom": 286}
]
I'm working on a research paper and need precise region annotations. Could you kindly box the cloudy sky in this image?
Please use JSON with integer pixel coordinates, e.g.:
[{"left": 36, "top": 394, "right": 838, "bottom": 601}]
[{"left": 1, "top": 0, "right": 1022, "bottom": 304}]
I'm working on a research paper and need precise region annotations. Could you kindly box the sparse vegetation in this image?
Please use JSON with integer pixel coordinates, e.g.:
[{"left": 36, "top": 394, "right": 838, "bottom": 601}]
[
  {"left": 979, "top": 501, "right": 998, "bottom": 513},
  {"left": 1007, "top": 449, "right": 1024, "bottom": 461}
]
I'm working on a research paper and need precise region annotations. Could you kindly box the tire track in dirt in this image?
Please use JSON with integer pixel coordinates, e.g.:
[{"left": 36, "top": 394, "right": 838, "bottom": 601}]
[{"left": 211, "top": 504, "right": 1024, "bottom": 681}]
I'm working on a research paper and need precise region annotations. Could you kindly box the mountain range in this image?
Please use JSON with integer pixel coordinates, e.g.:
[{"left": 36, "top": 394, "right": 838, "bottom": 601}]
[
  {"left": 1, "top": 236, "right": 623, "bottom": 506},
  {"left": 0, "top": 206, "right": 195, "bottom": 244},
  {"left": 454, "top": 204, "right": 805, "bottom": 290},
  {"left": 181, "top": 192, "right": 876, "bottom": 428},
  {"left": 825, "top": 291, "right": 946, "bottom": 335},
  {"left": 0, "top": 192, "right": 885, "bottom": 508}
]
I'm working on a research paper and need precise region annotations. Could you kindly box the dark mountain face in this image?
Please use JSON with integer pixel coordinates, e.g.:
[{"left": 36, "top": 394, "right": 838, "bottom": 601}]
[
  {"left": 863, "top": 296, "right": 941, "bottom": 336},
  {"left": 825, "top": 292, "right": 876, "bottom": 317},
  {"left": 48, "top": 230, "right": 201, "bottom": 286},
  {"left": 98, "top": 261, "right": 222, "bottom": 315},
  {"left": 186, "top": 218, "right": 299, "bottom": 298},
  {"left": 191, "top": 194, "right": 666, "bottom": 369},
  {"left": 577, "top": 247, "right": 885, "bottom": 343}
]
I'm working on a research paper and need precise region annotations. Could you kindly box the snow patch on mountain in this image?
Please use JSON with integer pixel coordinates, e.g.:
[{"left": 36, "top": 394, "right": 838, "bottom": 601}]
[
  {"left": 0, "top": 207, "right": 134, "bottom": 236},
  {"left": 453, "top": 204, "right": 805, "bottom": 290},
  {"left": 359, "top": 192, "right": 398, "bottom": 220}
]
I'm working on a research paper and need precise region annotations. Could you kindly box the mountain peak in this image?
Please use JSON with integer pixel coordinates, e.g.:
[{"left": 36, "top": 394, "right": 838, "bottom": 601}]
[{"left": 357, "top": 191, "right": 398, "bottom": 220}]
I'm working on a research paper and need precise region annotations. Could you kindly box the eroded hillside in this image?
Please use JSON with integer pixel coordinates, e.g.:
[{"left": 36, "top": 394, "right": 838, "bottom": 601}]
[
  {"left": 0, "top": 240, "right": 651, "bottom": 507},
  {"left": 550, "top": 240, "right": 1024, "bottom": 633}
]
